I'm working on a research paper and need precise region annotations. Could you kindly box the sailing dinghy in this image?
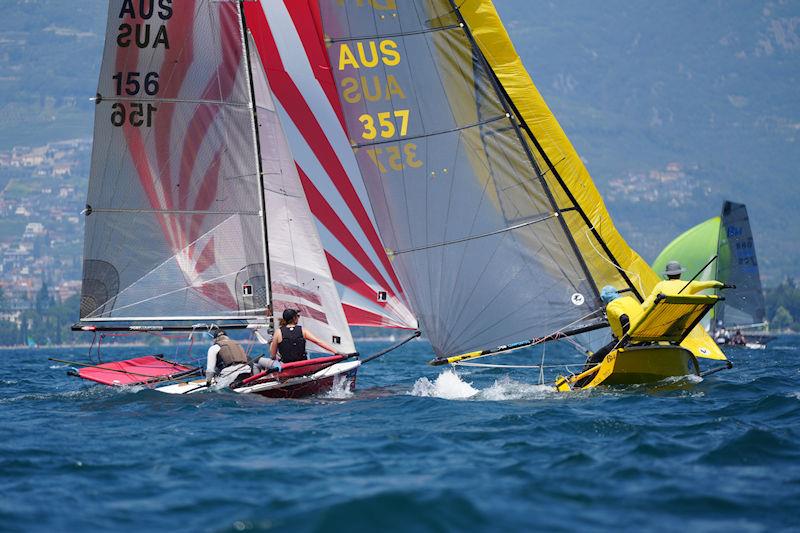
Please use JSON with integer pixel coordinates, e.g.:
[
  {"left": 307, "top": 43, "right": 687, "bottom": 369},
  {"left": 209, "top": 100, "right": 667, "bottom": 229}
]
[
  {"left": 311, "top": 0, "right": 729, "bottom": 389},
  {"left": 62, "top": 0, "right": 417, "bottom": 397},
  {"left": 653, "top": 201, "right": 771, "bottom": 348}
]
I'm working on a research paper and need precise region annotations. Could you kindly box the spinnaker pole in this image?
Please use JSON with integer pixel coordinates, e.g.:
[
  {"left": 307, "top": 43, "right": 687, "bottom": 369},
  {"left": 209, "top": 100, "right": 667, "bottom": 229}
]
[{"left": 429, "top": 322, "right": 606, "bottom": 366}]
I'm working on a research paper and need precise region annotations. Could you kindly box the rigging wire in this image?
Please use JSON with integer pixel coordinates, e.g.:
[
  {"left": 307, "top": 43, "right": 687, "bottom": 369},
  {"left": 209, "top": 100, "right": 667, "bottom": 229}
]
[{"left": 582, "top": 225, "right": 646, "bottom": 299}]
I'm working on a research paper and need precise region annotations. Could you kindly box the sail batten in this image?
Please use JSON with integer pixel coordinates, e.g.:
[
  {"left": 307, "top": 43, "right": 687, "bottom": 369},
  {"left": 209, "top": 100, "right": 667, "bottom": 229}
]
[{"left": 352, "top": 113, "right": 509, "bottom": 148}]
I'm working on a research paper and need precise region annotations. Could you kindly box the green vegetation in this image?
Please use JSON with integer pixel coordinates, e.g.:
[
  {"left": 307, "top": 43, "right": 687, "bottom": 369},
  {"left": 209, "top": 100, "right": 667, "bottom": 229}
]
[
  {"left": 765, "top": 279, "right": 800, "bottom": 332},
  {"left": 0, "top": 284, "right": 80, "bottom": 346}
]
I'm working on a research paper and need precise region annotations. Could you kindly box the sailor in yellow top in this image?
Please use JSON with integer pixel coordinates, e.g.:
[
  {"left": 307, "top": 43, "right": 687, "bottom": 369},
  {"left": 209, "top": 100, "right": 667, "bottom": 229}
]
[
  {"left": 606, "top": 289, "right": 643, "bottom": 339},
  {"left": 574, "top": 286, "right": 643, "bottom": 386},
  {"left": 642, "top": 260, "right": 724, "bottom": 309}
]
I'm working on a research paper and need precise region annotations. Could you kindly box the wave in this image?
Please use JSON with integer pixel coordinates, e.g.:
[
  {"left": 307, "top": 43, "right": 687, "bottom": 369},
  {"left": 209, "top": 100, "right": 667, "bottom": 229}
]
[
  {"left": 409, "top": 370, "right": 558, "bottom": 401},
  {"left": 409, "top": 369, "right": 479, "bottom": 399},
  {"left": 322, "top": 375, "right": 355, "bottom": 400}
]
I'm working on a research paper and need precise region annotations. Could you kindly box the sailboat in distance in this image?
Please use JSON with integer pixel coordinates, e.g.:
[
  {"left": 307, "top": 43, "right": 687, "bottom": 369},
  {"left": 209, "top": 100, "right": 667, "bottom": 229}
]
[
  {"left": 64, "top": 0, "right": 420, "bottom": 397},
  {"left": 312, "top": 0, "right": 730, "bottom": 388},
  {"left": 653, "top": 201, "right": 770, "bottom": 348}
]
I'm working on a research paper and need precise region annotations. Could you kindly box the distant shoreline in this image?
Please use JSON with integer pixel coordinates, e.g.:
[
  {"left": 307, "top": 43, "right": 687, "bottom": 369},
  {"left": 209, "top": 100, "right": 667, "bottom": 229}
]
[{"left": 0, "top": 335, "right": 426, "bottom": 351}]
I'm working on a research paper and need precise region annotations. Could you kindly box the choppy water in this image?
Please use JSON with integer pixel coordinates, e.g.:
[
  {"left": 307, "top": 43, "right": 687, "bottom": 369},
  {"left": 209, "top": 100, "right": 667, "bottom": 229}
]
[{"left": 1, "top": 336, "right": 799, "bottom": 532}]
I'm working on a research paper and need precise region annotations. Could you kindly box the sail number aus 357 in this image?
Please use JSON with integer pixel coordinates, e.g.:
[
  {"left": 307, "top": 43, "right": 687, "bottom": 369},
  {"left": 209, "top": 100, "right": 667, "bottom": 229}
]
[
  {"left": 359, "top": 110, "right": 409, "bottom": 140},
  {"left": 365, "top": 143, "right": 423, "bottom": 173}
]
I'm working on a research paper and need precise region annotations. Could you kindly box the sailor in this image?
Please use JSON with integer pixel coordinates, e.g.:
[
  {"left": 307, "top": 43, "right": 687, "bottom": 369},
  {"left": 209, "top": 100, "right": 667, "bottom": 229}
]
[
  {"left": 642, "top": 260, "right": 724, "bottom": 309},
  {"left": 731, "top": 329, "right": 747, "bottom": 345},
  {"left": 205, "top": 329, "right": 249, "bottom": 387},
  {"left": 714, "top": 320, "right": 731, "bottom": 344},
  {"left": 270, "top": 308, "right": 340, "bottom": 363},
  {"left": 575, "top": 286, "right": 642, "bottom": 385}
]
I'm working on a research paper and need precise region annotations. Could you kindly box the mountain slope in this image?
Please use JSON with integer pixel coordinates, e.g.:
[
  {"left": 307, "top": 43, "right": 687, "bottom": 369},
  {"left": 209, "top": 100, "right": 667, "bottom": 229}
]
[{"left": 0, "top": 0, "right": 797, "bottom": 281}]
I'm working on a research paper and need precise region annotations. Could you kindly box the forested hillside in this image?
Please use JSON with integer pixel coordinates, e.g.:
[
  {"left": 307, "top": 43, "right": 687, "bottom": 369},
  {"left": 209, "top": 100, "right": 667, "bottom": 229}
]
[{"left": 1, "top": 0, "right": 798, "bottom": 282}]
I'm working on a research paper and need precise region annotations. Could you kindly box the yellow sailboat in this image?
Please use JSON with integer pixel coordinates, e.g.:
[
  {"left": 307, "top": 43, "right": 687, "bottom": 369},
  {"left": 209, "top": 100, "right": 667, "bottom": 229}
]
[{"left": 312, "top": 0, "right": 729, "bottom": 388}]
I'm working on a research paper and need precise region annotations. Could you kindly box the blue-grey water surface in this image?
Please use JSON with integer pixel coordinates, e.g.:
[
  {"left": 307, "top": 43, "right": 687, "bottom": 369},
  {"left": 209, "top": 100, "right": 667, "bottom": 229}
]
[{"left": 1, "top": 337, "right": 799, "bottom": 532}]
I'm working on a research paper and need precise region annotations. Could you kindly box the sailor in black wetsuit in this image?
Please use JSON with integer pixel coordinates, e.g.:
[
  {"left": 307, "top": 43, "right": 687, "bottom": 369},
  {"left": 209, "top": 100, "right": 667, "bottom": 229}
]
[{"left": 269, "top": 308, "right": 340, "bottom": 364}]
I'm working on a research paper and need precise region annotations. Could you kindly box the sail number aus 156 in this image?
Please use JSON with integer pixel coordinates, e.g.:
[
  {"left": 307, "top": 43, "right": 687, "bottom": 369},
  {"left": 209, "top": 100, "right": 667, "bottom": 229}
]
[
  {"left": 359, "top": 110, "right": 409, "bottom": 140},
  {"left": 111, "top": 102, "right": 157, "bottom": 128},
  {"left": 112, "top": 72, "right": 159, "bottom": 96}
]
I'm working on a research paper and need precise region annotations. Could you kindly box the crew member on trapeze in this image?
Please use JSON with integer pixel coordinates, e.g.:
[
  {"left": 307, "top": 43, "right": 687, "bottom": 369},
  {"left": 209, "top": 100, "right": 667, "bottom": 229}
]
[
  {"left": 268, "top": 308, "right": 340, "bottom": 364},
  {"left": 643, "top": 260, "right": 724, "bottom": 307},
  {"left": 205, "top": 329, "right": 249, "bottom": 386},
  {"left": 575, "top": 285, "right": 643, "bottom": 386}
]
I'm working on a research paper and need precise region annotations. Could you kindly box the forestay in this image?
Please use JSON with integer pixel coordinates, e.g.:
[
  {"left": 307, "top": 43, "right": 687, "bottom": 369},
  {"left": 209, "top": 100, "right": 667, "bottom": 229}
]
[
  {"left": 81, "top": 0, "right": 267, "bottom": 324},
  {"left": 317, "top": 0, "right": 608, "bottom": 356}
]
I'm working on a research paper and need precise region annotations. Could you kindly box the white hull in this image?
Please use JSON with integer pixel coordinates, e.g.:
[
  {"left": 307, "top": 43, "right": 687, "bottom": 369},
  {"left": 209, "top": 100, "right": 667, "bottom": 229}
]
[{"left": 155, "top": 361, "right": 361, "bottom": 396}]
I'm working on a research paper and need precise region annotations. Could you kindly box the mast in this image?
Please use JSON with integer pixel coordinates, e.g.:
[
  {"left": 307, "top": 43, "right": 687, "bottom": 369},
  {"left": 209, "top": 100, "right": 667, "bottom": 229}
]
[{"left": 239, "top": 2, "right": 274, "bottom": 328}]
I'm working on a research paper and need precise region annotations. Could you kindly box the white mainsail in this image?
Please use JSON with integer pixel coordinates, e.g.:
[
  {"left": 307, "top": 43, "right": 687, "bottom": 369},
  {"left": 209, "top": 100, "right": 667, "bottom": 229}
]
[
  {"left": 81, "top": 0, "right": 266, "bottom": 322},
  {"left": 80, "top": 0, "right": 355, "bottom": 354}
]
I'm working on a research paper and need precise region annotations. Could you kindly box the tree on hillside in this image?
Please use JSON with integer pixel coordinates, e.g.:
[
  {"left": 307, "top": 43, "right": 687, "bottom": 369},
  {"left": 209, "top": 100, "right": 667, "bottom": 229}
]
[
  {"left": 35, "top": 281, "right": 53, "bottom": 315},
  {"left": 771, "top": 306, "right": 794, "bottom": 332},
  {"left": 765, "top": 278, "right": 800, "bottom": 331}
]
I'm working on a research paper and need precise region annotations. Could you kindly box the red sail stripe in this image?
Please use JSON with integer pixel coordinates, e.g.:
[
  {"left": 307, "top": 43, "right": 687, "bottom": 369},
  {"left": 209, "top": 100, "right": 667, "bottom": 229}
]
[
  {"left": 272, "top": 282, "right": 323, "bottom": 306},
  {"left": 194, "top": 237, "right": 215, "bottom": 276},
  {"left": 183, "top": 6, "right": 242, "bottom": 248},
  {"left": 243, "top": 5, "right": 407, "bottom": 302},
  {"left": 187, "top": 150, "right": 222, "bottom": 253},
  {"left": 324, "top": 251, "right": 388, "bottom": 312},
  {"left": 158, "top": 0, "right": 196, "bottom": 215},
  {"left": 341, "top": 303, "right": 401, "bottom": 329},
  {"left": 272, "top": 300, "right": 328, "bottom": 325},
  {"left": 197, "top": 281, "right": 238, "bottom": 310},
  {"left": 296, "top": 165, "right": 395, "bottom": 303},
  {"left": 155, "top": 1, "right": 197, "bottom": 247},
  {"left": 285, "top": 1, "right": 347, "bottom": 130}
]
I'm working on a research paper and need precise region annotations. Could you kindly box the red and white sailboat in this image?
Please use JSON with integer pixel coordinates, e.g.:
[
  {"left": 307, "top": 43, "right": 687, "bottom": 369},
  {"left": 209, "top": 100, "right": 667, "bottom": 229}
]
[{"left": 66, "top": 0, "right": 417, "bottom": 397}]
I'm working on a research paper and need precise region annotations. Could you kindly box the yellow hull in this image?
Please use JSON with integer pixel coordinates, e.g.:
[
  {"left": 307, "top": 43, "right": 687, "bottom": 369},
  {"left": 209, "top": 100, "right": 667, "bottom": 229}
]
[{"left": 555, "top": 345, "right": 700, "bottom": 391}]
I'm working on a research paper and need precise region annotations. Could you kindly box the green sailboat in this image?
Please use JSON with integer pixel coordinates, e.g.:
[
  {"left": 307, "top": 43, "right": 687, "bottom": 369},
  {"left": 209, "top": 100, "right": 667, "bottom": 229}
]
[{"left": 653, "top": 201, "right": 769, "bottom": 347}]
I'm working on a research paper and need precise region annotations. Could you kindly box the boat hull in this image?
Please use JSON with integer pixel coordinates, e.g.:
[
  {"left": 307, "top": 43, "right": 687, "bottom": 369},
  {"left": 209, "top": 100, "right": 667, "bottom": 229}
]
[
  {"left": 155, "top": 360, "right": 361, "bottom": 398},
  {"left": 556, "top": 345, "right": 700, "bottom": 391},
  {"left": 233, "top": 361, "right": 360, "bottom": 399}
]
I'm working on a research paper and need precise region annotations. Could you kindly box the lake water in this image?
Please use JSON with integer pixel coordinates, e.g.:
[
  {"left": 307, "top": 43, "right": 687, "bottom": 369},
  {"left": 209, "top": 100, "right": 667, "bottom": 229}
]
[{"left": 1, "top": 336, "right": 799, "bottom": 532}]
